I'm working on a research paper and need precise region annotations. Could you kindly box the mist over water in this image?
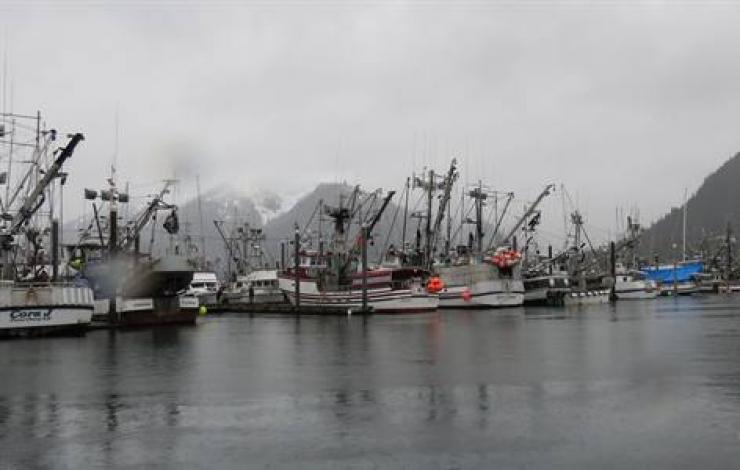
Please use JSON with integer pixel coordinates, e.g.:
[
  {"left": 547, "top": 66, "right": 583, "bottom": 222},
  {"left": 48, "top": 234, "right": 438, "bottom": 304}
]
[{"left": 2, "top": 297, "right": 740, "bottom": 468}]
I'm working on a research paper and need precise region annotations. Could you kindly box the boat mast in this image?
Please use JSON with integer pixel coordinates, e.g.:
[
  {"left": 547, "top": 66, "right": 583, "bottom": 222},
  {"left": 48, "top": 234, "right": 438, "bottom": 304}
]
[
  {"left": 468, "top": 180, "right": 486, "bottom": 255},
  {"left": 425, "top": 168, "right": 433, "bottom": 267},
  {"left": 5, "top": 116, "right": 13, "bottom": 205},
  {"left": 571, "top": 210, "right": 585, "bottom": 290},
  {"left": 460, "top": 184, "right": 465, "bottom": 249},
  {"left": 401, "top": 177, "right": 409, "bottom": 251},
  {"left": 197, "top": 175, "right": 206, "bottom": 269},
  {"left": 682, "top": 187, "right": 687, "bottom": 262},
  {"left": 213, "top": 220, "right": 233, "bottom": 277},
  {"left": 486, "top": 191, "right": 514, "bottom": 251},
  {"left": 318, "top": 198, "right": 324, "bottom": 258},
  {"left": 726, "top": 222, "right": 733, "bottom": 281},
  {"left": 445, "top": 192, "right": 451, "bottom": 256},
  {"left": 430, "top": 159, "right": 457, "bottom": 259}
]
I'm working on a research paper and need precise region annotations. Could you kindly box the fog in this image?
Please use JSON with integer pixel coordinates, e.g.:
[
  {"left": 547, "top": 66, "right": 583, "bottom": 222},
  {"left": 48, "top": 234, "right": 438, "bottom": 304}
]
[{"left": 3, "top": 1, "right": 740, "bottom": 242}]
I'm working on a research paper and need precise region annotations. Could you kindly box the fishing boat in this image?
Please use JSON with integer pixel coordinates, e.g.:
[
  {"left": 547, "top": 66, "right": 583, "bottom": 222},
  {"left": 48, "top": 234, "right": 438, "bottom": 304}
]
[
  {"left": 214, "top": 222, "right": 286, "bottom": 305},
  {"left": 693, "top": 271, "right": 724, "bottom": 294},
  {"left": 184, "top": 271, "right": 220, "bottom": 305},
  {"left": 601, "top": 215, "right": 657, "bottom": 300},
  {"left": 279, "top": 252, "right": 438, "bottom": 312},
  {"left": 437, "top": 247, "right": 525, "bottom": 308},
  {"left": 523, "top": 270, "right": 570, "bottom": 306},
  {"left": 518, "top": 206, "right": 572, "bottom": 306},
  {"left": 278, "top": 190, "right": 439, "bottom": 313},
  {"left": 0, "top": 113, "right": 94, "bottom": 336},
  {"left": 613, "top": 265, "right": 657, "bottom": 300},
  {"left": 223, "top": 269, "right": 285, "bottom": 304},
  {"left": 562, "top": 210, "right": 610, "bottom": 305},
  {"left": 404, "top": 162, "right": 551, "bottom": 309},
  {"left": 70, "top": 180, "right": 197, "bottom": 326},
  {"left": 642, "top": 261, "right": 702, "bottom": 296}
]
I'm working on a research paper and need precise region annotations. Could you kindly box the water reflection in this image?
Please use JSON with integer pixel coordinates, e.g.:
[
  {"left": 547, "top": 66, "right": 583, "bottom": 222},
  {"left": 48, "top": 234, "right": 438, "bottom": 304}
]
[{"left": 1, "top": 298, "right": 740, "bottom": 467}]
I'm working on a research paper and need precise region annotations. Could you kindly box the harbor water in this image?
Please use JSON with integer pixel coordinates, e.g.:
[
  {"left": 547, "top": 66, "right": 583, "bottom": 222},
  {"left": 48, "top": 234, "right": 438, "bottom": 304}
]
[{"left": 2, "top": 297, "right": 740, "bottom": 468}]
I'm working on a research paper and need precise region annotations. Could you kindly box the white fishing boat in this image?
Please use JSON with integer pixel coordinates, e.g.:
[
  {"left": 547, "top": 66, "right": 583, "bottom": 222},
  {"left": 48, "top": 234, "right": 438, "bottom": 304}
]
[
  {"left": 437, "top": 252, "right": 525, "bottom": 308},
  {"left": 184, "top": 271, "right": 220, "bottom": 305},
  {"left": 0, "top": 116, "right": 94, "bottom": 336},
  {"left": 223, "top": 269, "right": 285, "bottom": 304},
  {"left": 613, "top": 266, "right": 657, "bottom": 300},
  {"left": 0, "top": 282, "right": 94, "bottom": 337},
  {"left": 427, "top": 174, "right": 550, "bottom": 310}
]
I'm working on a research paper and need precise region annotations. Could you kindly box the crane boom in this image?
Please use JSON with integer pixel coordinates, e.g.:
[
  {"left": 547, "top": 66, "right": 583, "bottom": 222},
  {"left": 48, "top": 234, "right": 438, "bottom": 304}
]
[
  {"left": 500, "top": 184, "right": 554, "bottom": 247},
  {"left": 119, "top": 181, "right": 173, "bottom": 251},
  {"left": 9, "top": 133, "right": 84, "bottom": 235},
  {"left": 430, "top": 159, "right": 458, "bottom": 251},
  {"left": 366, "top": 190, "right": 396, "bottom": 235}
]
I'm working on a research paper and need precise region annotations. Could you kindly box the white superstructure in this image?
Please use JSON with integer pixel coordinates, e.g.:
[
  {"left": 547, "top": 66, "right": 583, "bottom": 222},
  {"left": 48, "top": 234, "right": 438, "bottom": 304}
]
[{"left": 184, "top": 271, "right": 220, "bottom": 306}]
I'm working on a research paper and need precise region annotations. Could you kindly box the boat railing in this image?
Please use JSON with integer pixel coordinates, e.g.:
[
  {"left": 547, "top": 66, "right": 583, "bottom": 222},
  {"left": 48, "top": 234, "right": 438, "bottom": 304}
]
[{"left": 0, "top": 280, "right": 84, "bottom": 289}]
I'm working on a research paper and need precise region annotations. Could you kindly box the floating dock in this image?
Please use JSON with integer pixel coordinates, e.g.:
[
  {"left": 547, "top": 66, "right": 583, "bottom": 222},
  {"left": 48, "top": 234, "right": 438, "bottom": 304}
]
[{"left": 205, "top": 302, "right": 373, "bottom": 316}]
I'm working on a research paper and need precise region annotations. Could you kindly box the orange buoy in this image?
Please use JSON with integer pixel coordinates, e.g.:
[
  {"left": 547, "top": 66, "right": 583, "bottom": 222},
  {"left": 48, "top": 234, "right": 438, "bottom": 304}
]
[
  {"left": 491, "top": 249, "right": 522, "bottom": 269},
  {"left": 426, "top": 276, "right": 444, "bottom": 293}
]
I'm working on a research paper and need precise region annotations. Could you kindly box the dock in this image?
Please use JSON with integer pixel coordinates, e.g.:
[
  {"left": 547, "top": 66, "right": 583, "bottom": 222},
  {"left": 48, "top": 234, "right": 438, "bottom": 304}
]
[{"left": 204, "top": 303, "right": 373, "bottom": 316}]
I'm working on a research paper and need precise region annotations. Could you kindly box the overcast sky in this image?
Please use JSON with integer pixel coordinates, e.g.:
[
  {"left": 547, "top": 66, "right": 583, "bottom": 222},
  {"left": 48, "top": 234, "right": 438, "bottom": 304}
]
[{"left": 2, "top": 1, "right": 740, "bottom": 243}]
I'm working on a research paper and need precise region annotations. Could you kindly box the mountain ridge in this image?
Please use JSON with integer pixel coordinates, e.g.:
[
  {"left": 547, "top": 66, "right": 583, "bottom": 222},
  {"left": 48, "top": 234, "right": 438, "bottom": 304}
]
[{"left": 640, "top": 151, "right": 740, "bottom": 260}]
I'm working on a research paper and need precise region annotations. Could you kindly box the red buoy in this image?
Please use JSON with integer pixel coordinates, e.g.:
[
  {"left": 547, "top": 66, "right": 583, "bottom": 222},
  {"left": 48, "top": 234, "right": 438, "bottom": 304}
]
[{"left": 427, "top": 276, "right": 444, "bottom": 293}]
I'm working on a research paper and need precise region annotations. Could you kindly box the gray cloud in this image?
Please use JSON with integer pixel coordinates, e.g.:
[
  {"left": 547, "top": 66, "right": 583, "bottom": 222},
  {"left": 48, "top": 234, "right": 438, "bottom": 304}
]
[{"left": 2, "top": 1, "right": 740, "bottom": 243}]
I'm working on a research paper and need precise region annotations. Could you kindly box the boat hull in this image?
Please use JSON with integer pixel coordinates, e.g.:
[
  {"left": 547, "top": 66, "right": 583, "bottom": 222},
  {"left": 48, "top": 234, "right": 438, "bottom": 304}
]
[
  {"left": 278, "top": 277, "right": 438, "bottom": 313},
  {"left": 615, "top": 289, "right": 658, "bottom": 300},
  {"left": 0, "top": 285, "right": 95, "bottom": 337},
  {"left": 614, "top": 278, "right": 657, "bottom": 300},
  {"left": 564, "top": 290, "right": 610, "bottom": 306},
  {"left": 438, "top": 279, "right": 525, "bottom": 308},
  {"left": 195, "top": 292, "right": 218, "bottom": 306},
  {"left": 94, "top": 296, "right": 198, "bottom": 326},
  {"left": 658, "top": 282, "right": 698, "bottom": 296},
  {"left": 0, "top": 306, "right": 92, "bottom": 337},
  {"left": 436, "top": 262, "right": 524, "bottom": 309},
  {"left": 222, "top": 291, "right": 286, "bottom": 305},
  {"left": 523, "top": 287, "right": 570, "bottom": 306}
]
